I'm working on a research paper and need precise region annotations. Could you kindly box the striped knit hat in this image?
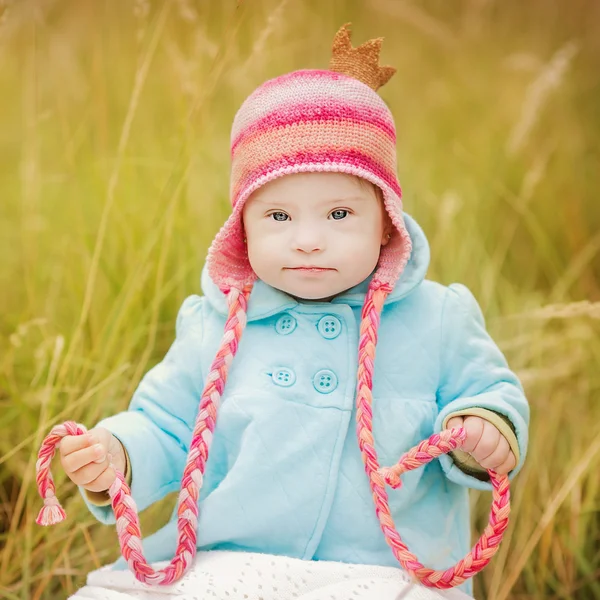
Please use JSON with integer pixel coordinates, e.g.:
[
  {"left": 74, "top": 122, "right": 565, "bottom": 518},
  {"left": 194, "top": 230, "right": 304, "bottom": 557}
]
[{"left": 207, "top": 22, "right": 412, "bottom": 290}]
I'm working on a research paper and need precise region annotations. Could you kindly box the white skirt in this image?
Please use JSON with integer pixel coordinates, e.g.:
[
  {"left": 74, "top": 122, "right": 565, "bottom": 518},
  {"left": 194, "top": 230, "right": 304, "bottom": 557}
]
[{"left": 69, "top": 551, "right": 474, "bottom": 600}]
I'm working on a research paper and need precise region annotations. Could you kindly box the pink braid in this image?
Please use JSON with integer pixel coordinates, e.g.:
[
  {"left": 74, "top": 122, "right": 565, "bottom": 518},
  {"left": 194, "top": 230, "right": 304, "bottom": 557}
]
[
  {"left": 35, "top": 285, "right": 252, "bottom": 586},
  {"left": 356, "top": 281, "right": 510, "bottom": 589}
]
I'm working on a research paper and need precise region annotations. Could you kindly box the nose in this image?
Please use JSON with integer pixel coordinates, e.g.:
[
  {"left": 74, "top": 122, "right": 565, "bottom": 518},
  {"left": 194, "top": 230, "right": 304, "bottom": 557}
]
[{"left": 292, "top": 224, "right": 324, "bottom": 253}]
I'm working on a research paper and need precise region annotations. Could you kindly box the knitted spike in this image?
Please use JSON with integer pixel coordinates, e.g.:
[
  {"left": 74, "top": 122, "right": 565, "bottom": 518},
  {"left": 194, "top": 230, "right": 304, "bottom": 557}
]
[{"left": 329, "top": 22, "right": 397, "bottom": 90}]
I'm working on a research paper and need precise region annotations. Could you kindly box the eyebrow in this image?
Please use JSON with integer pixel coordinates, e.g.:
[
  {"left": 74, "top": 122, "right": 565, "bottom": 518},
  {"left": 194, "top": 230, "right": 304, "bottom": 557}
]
[
  {"left": 325, "top": 195, "right": 367, "bottom": 203},
  {"left": 252, "top": 195, "right": 367, "bottom": 206}
]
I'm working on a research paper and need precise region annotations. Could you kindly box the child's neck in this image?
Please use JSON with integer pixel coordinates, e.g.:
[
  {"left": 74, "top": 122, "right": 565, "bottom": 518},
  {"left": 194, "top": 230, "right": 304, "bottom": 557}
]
[{"left": 290, "top": 294, "right": 335, "bottom": 304}]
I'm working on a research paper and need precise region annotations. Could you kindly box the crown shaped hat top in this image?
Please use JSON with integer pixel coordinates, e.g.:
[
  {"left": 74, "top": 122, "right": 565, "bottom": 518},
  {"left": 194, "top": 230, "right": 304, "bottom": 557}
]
[{"left": 328, "top": 22, "right": 396, "bottom": 91}]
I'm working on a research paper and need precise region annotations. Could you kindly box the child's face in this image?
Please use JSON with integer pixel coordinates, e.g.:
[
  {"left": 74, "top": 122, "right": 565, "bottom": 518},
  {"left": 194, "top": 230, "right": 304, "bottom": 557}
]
[{"left": 242, "top": 172, "right": 392, "bottom": 301}]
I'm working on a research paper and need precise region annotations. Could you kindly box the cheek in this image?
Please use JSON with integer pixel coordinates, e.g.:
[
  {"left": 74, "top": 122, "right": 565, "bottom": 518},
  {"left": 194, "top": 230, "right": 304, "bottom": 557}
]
[
  {"left": 342, "top": 220, "right": 384, "bottom": 250},
  {"left": 246, "top": 236, "right": 280, "bottom": 278},
  {"left": 339, "top": 225, "right": 386, "bottom": 271},
  {"left": 246, "top": 238, "right": 264, "bottom": 265}
]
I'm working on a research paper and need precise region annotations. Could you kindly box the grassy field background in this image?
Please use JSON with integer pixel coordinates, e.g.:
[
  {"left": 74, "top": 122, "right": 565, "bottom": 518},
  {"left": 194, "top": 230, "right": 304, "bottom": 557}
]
[{"left": 1, "top": 0, "right": 599, "bottom": 598}]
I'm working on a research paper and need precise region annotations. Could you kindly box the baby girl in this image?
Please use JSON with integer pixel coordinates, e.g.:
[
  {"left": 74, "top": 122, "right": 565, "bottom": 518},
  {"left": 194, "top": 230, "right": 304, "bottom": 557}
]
[{"left": 56, "top": 23, "right": 529, "bottom": 600}]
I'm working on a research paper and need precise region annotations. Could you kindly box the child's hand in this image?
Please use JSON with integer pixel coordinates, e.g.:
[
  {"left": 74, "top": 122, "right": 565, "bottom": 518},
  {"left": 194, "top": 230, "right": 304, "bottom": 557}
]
[
  {"left": 445, "top": 416, "right": 516, "bottom": 475},
  {"left": 59, "top": 427, "right": 126, "bottom": 493}
]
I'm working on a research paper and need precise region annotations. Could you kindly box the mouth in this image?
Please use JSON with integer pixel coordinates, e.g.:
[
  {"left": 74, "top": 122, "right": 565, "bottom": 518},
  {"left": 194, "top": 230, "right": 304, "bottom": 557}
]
[{"left": 286, "top": 266, "right": 334, "bottom": 273}]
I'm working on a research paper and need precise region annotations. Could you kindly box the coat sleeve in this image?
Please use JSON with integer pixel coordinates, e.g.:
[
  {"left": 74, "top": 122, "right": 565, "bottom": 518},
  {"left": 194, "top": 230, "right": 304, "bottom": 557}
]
[
  {"left": 434, "top": 283, "right": 530, "bottom": 491},
  {"left": 78, "top": 295, "right": 206, "bottom": 524}
]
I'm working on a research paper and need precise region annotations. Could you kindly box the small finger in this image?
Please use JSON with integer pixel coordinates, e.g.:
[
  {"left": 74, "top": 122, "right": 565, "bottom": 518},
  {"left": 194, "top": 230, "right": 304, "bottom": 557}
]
[
  {"left": 460, "top": 417, "right": 484, "bottom": 453},
  {"left": 446, "top": 417, "right": 464, "bottom": 431},
  {"left": 71, "top": 458, "right": 109, "bottom": 486},
  {"left": 59, "top": 433, "right": 98, "bottom": 457},
  {"left": 494, "top": 451, "right": 517, "bottom": 475},
  {"left": 471, "top": 420, "right": 501, "bottom": 462},
  {"left": 478, "top": 435, "right": 510, "bottom": 470},
  {"left": 84, "top": 466, "right": 117, "bottom": 493},
  {"left": 62, "top": 444, "right": 107, "bottom": 473}
]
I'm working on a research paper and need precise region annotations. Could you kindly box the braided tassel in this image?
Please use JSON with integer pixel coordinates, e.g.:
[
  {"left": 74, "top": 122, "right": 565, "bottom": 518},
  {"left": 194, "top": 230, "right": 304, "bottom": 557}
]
[
  {"left": 355, "top": 281, "right": 510, "bottom": 589},
  {"left": 35, "top": 285, "right": 252, "bottom": 586},
  {"left": 36, "top": 421, "right": 86, "bottom": 525}
]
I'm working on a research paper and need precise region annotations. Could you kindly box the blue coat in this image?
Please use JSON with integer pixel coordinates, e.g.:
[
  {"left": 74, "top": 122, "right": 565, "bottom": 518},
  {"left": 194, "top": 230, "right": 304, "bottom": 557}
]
[{"left": 82, "top": 214, "right": 529, "bottom": 594}]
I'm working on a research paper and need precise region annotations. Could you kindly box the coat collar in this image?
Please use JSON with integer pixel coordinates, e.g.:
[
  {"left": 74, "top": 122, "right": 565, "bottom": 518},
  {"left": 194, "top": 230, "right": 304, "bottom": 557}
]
[{"left": 201, "top": 212, "right": 430, "bottom": 321}]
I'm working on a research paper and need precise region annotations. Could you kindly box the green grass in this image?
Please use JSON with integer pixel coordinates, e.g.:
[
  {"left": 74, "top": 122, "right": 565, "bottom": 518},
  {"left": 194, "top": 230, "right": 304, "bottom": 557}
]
[{"left": 1, "top": 1, "right": 599, "bottom": 598}]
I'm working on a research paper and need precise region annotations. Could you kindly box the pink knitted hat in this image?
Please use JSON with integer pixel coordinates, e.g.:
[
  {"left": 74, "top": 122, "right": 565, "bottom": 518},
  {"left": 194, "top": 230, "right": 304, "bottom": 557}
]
[{"left": 207, "top": 23, "right": 412, "bottom": 291}]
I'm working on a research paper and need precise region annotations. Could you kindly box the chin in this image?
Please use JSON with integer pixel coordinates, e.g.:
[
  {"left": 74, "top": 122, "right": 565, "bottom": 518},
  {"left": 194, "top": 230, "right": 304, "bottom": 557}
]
[{"left": 285, "top": 283, "right": 345, "bottom": 301}]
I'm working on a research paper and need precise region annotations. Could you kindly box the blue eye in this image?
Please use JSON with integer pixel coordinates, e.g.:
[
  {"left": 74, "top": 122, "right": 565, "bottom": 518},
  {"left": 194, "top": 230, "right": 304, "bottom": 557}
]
[
  {"left": 330, "top": 209, "right": 349, "bottom": 220},
  {"left": 271, "top": 212, "right": 289, "bottom": 221}
]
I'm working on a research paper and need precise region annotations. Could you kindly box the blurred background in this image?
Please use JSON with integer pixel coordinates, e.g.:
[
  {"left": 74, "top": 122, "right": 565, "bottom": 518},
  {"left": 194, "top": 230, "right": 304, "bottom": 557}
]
[{"left": 0, "top": 0, "right": 599, "bottom": 598}]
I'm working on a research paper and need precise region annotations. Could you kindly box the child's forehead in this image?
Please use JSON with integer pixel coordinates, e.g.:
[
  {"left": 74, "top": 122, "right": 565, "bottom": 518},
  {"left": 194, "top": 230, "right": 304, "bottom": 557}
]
[
  {"left": 249, "top": 192, "right": 369, "bottom": 206},
  {"left": 248, "top": 172, "right": 375, "bottom": 205}
]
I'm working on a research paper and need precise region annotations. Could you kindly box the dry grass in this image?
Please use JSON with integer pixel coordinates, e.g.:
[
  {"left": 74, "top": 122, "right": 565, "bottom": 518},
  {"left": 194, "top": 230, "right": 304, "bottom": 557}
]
[{"left": 1, "top": 1, "right": 599, "bottom": 598}]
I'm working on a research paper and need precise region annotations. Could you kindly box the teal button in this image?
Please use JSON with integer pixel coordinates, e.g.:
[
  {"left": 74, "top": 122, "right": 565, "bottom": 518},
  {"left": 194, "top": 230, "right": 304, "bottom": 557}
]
[
  {"left": 313, "top": 369, "right": 338, "bottom": 394},
  {"left": 275, "top": 314, "right": 297, "bottom": 335},
  {"left": 317, "top": 316, "right": 341, "bottom": 339},
  {"left": 272, "top": 368, "right": 296, "bottom": 387}
]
